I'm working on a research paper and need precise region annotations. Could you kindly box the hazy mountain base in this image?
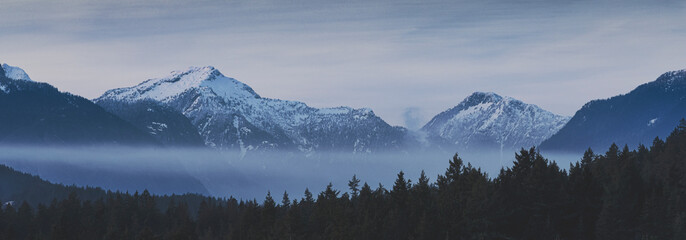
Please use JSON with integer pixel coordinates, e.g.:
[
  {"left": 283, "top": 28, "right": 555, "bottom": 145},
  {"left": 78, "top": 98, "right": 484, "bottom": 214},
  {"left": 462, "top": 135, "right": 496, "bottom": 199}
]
[
  {"left": 0, "top": 146, "right": 210, "bottom": 196},
  {"left": 0, "top": 145, "right": 581, "bottom": 200}
]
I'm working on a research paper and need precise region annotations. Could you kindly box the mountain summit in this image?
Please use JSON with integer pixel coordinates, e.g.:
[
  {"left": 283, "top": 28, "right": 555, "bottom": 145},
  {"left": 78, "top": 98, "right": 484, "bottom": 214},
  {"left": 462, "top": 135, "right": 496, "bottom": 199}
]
[
  {"left": 421, "top": 92, "right": 570, "bottom": 151},
  {"left": 100, "top": 66, "right": 259, "bottom": 103},
  {"left": 1, "top": 63, "right": 32, "bottom": 81},
  {"left": 96, "top": 66, "right": 409, "bottom": 153}
]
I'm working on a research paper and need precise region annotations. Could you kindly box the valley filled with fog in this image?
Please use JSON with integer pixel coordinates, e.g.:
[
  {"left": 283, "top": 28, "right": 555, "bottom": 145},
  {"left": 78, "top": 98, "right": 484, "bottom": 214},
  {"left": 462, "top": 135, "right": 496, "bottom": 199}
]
[{"left": 0, "top": 145, "right": 581, "bottom": 199}]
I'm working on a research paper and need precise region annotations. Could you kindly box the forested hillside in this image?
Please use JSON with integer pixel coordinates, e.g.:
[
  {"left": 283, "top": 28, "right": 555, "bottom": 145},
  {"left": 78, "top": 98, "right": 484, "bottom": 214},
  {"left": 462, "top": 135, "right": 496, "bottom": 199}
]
[
  {"left": 3, "top": 122, "right": 686, "bottom": 239},
  {"left": 540, "top": 69, "right": 686, "bottom": 153},
  {"left": 0, "top": 66, "right": 157, "bottom": 146}
]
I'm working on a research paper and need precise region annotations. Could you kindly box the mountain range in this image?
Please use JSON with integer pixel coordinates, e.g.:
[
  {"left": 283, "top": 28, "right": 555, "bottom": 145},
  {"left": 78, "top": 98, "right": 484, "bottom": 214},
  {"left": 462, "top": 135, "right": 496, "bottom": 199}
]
[
  {"left": 95, "top": 66, "right": 411, "bottom": 154},
  {"left": 3, "top": 61, "right": 686, "bottom": 155}
]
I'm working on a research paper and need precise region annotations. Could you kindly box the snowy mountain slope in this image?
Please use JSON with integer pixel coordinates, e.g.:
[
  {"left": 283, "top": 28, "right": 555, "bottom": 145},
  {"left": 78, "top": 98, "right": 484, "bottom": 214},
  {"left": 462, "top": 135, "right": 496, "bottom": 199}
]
[
  {"left": 96, "top": 66, "right": 409, "bottom": 153},
  {"left": 1, "top": 63, "right": 32, "bottom": 94},
  {"left": 540, "top": 69, "right": 686, "bottom": 153},
  {"left": 421, "top": 92, "right": 570, "bottom": 151},
  {"left": 2, "top": 63, "right": 32, "bottom": 81}
]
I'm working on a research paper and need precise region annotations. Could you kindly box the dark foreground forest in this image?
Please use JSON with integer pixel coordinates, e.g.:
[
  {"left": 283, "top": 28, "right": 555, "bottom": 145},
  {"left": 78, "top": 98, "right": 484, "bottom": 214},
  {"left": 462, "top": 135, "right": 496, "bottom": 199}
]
[{"left": 3, "top": 123, "right": 686, "bottom": 240}]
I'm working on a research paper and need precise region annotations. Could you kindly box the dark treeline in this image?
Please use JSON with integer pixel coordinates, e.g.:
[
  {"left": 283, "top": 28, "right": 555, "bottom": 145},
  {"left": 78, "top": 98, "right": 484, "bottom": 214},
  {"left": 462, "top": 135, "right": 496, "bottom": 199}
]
[{"left": 3, "top": 123, "right": 686, "bottom": 239}]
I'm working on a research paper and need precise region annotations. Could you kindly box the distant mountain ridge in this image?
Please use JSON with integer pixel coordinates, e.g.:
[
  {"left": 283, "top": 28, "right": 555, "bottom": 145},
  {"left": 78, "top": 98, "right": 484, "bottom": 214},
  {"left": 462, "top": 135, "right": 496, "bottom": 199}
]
[
  {"left": 421, "top": 92, "right": 570, "bottom": 152},
  {"left": 0, "top": 62, "right": 572, "bottom": 153},
  {"left": 0, "top": 63, "right": 157, "bottom": 145},
  {"left": 96, "top": 66, "right": 411, "bottom": 153},
  {"left": 540, "top": 69, "right": 686, "bottom": 153}
]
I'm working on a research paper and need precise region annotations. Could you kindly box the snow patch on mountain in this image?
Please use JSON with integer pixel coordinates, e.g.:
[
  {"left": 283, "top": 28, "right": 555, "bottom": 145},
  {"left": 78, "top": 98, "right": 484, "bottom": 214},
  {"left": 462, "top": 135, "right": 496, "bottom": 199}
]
[{"left": 147, "top": 122, "right": 169, "bottom": 135}]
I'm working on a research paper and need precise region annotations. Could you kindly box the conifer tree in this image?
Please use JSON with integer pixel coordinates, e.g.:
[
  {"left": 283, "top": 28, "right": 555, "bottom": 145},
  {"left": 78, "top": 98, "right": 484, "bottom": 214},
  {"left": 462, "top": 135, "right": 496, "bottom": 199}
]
[{"left": 348, "top": 175, "right": 361, "bottom": 199}]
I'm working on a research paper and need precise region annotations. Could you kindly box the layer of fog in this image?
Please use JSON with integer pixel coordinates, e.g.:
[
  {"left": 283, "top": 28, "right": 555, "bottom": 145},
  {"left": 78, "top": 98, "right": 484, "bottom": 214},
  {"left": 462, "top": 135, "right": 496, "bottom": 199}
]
[{"left": 0, "top": 145, "right": 581, "bottom": 200}]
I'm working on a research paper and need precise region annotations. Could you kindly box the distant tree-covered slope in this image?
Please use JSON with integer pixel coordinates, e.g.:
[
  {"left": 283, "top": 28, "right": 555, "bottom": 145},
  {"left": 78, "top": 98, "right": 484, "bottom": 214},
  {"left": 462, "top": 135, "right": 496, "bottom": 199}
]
[
  {"left": 0, "top": 163, "right": 214, "bottom": 216},
  {"left": 0, "top": 64, "right": 158, "bottom": 145},
  {"left": 96, "top": 99, "right": 205, "bottom": 146},
  {"left": 540, "top": 69, "right": 686, "bottom": 153},
  {"left": 0, "top": 164, "right": 107, "bottom": 207}
]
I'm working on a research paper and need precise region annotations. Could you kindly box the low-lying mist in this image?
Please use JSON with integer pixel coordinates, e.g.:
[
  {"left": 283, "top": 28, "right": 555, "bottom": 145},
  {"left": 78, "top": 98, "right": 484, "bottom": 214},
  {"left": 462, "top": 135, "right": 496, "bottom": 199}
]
[{"left": 0, "top": 145, "right": 582, "bottom": 200}]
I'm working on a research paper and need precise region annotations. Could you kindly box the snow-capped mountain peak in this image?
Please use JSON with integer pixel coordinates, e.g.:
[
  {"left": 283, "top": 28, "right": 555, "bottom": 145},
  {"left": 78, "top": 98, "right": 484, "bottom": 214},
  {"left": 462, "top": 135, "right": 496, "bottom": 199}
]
[
  {"left": 422, "top": 92, "right": 570, "bottom": 151},
  {"left": 2, "top": 63, "right": 32, "bottom": 81},
  {"left": 99, "top": 66, "right": 259, "bottom": 103},
  {"left": 465, "top": 91, "right": 504, "bottom": 103},
  {"left": 652, "top": 69, "right": 686, "bottom": 92}
]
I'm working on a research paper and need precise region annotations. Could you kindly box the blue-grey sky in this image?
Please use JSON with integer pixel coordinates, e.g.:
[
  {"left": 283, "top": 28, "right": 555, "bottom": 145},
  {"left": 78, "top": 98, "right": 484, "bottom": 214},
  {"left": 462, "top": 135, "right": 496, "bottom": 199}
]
[{"left": 2, "top": 0, "right": 686, "bottom": 127}]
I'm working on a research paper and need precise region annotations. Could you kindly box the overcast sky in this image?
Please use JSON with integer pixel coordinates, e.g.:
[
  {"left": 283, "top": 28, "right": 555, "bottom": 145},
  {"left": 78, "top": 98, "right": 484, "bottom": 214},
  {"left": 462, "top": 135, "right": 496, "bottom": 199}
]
[{"left": 2, "top": 0, "right": 685, "bottom": 127}]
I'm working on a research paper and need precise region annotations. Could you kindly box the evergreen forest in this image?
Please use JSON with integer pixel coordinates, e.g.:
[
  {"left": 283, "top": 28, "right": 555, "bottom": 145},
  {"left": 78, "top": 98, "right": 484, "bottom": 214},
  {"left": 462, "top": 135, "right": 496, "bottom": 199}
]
[{"left": 3, "top": 122, "right": 686, "bottom": 239}]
